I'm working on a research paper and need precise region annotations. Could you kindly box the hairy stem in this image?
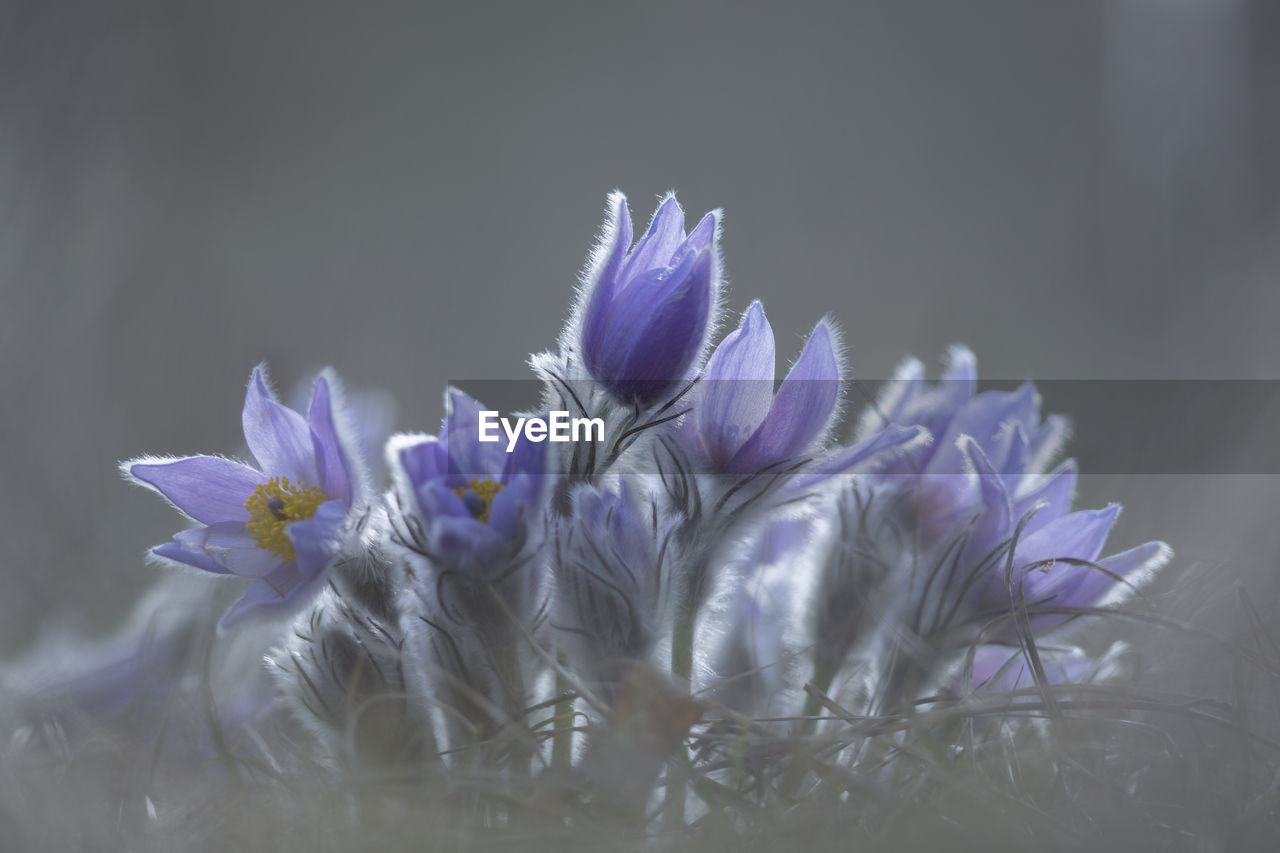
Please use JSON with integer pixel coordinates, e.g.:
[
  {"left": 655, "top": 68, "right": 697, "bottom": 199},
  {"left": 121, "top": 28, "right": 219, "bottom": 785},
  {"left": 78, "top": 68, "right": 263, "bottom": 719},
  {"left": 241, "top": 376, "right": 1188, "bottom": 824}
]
[{"left": 551, "top": 656, "right": 574, "bottom": 769}]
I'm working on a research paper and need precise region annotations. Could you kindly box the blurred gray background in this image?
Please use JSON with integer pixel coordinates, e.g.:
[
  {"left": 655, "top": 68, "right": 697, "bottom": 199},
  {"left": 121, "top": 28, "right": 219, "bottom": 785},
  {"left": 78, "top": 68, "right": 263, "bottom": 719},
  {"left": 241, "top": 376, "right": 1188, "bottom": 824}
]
[{"left": 1, "top": 0, "right": 1278, "bottom": 654}]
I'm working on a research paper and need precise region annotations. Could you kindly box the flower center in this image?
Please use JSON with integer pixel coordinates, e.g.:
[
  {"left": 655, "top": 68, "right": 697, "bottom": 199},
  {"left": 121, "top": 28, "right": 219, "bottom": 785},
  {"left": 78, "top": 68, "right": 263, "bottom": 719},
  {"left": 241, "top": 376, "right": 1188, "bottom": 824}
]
[
  {"left": 245, "top": 476, "right": 329, "bottom": 561},
  {"left": 454, "top": 477, "right": 504, "bottom": 523}
]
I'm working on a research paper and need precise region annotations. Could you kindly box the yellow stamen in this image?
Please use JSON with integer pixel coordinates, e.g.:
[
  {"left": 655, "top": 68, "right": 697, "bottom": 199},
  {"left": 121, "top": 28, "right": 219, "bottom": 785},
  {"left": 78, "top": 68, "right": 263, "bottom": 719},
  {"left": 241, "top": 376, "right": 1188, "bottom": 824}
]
[
  {"left": 244, "top": 476, "right": 329, "bottom": 561},
  {"left": 454, "top": 477, "right": 504, "bottom": 523}
]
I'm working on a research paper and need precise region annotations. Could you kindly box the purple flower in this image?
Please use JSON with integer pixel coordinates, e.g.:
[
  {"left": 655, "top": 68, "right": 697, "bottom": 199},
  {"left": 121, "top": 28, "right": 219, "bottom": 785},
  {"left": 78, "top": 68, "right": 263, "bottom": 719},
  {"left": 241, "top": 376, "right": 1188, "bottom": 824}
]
[
  {"left": 389, "top": 388, "right": 546, "bottom": 579},
  {"left": 122, "top": 367, "right": 363, "bottom": 628},
  {"left": 680, "top": 300, "right": 924, "bottom": 479},
  {"left": 857, "top": 346, "right": 1071, "bottom": 539},
  {"left": 847, "top": 349, "right": 1170, "bottom": 643},
  {"left": 711, "top": 518, "right": 808, "bottom": 714},
  {"left": 958, "top": 435, "right": 1170, "bottom": 636},
  {"left": 291, "top": 377, "right": 396, "bottom": 483},
  {"left": 554, "top": 482, "right": 661, "bottom": 694},
  {"left": 577, "top": 192, "right": 720, "bottom": 406}
]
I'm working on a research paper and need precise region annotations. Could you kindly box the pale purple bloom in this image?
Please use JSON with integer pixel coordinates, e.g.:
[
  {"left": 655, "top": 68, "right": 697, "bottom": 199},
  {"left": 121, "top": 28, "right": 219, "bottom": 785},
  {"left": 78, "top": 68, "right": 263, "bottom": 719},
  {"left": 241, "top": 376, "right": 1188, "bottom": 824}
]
[
  {"left": 857, "top": 345, "right": 1071, "bottom": 540},
  {"left": 553, "top": 482, "right": 661, "bottom": 695},
  {"left": 957, "top": 435, "right": 1170, "bottom": 636},
  {"left": 389, "top": 388, "right": 546, "bottom": 579},
  {"left": 123, "top": 366, "right": 361, "bottom": 628},
  {"left": 680, "top": 300, "right": 924, "bottom": 481},
  {"left": 578, "top": 192, "right": 720, "bottom": 406},
  {"left": 7, "top": 577, "right": 285, "bottom": 765},
  {"left": 291, "top": 378, "right": 396, "bottom": 482},
  {"left": 712, "top": 518, "right": 808, "bottom": 714},
  {"left": 846, "top": 349, "right": 1169, "bottom": 644}
]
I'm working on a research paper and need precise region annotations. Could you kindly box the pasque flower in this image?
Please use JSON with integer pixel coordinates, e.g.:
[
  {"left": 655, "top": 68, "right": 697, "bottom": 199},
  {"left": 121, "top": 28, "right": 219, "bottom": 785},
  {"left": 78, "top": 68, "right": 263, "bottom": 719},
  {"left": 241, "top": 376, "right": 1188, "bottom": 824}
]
[
  {"left": 577, "top": 192, "right": 720, "bottom": 406},
  {"left": 955, "top": 435, "right": 1169, "bottom": 637},
  {"left": 123, "top": 366, "right": 362, "bottom": 627},
  {"left": 848, "top": 350, "right": 1170, "bottom": 643},
  {"left": 856, "top": 345, "right": 1071, "bottom": 539},
  {"left": 711, "top": 518, "right": 808, "bottom": 714},
  {"left": 553, "top": 481, "right": 661, "bottom": 695},
  {"left": 679, "top": 300, "right": 923, "bottom": 480},
  {"left": 389, "top": 388, "right": 546, "bottom": 579}
]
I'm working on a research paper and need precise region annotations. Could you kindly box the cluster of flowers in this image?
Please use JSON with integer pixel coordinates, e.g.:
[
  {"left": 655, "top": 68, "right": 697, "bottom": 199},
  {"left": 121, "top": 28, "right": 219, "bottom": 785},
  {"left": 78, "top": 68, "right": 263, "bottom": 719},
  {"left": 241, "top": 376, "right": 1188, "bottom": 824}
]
[{"left": 113, "top": 192, "right": 1169, "bottom": 809}]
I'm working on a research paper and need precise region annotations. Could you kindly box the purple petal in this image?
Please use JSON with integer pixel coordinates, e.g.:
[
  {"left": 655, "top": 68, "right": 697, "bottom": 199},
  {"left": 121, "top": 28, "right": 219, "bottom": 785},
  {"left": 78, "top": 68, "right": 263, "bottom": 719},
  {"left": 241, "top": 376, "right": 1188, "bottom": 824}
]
[
  {"left": 926, "top": 384, "right": 1038, "bottom": 476},
  {"left": 151, "top": 542, "right": 231, "bottom": 576},
  {"left": 941, "top": 345, "right": 978, "bottom": 388},
  {"left": 242, "top": 367, "right": 318, "bottom": 485},
  {"left": 128, "top": 456, "right": 263, "bottom": 525},
  {"left": 1011, "top": 460, "right": 1077, "bottom": 532},
  {"left": 696, "top": 301, "right": 777, "bottom": 467},
  {"left": 308, "top": 376, "right": 354, "bottom": 505},
  {"left": 1017, "top": 505, "right": 1120, "bottom": 567},
  {"left": 961, "top": 437, "right": 1014, "bottom": 566},
  {"left": 861, "top": 357, "right": 923, "bottom": 434},
  {"left": 789, "top": 424, "right": 928, "bottom": 489},
  {"left": 430, "top": 513, "right": 507, "bottom": 574},
  {"left": 618, "top": 195, "right": 685, "bottom": 286},
  {"left": 1028, "top": 413, "right": 1070, "bottom": 472},
  {"left": 582, "top": 193, "right": 635, "bottom": 354},
  {"left": 964, "top": 645, "right": 1098, "bottom": 693},
  {"left": 1061, "top": 540, "right": 1171, "bottom": 610},
  {"left": 882, "top": 346, "right": 976, "bottom": 451},
  {"left": 415, "top": 479, "right": 472, "bottom": 523},
  {"left": 1015, "top": 505, "right": 1121, "bottom": 601},
  {"left": 603, "top": 253, "right": 696, "bottom": 373},
  {"left": 218, "top": 563, "right": 319, "bottom": 630},
  {"left": 441, "top": 389, "right": 499, "bottom": 481},
  {"left": 730, "top": 318, "right": 839, "bottom": 472},
  {"left": 287, "top": 498, "right": 347, "bottom": 579},
  {"left": 995, "top": 423, "right": 1031, "bottom": 480},
  {"left": 154, "top": 522, "right": 279, "bottom": 577},
  {"left": 487, "top": 474, "right": 534, "bottom": 539},
  {"left": 398, "top": 436, "right": 449, "bottom": 488},
  {"left": 596, "top": 192, "right": 634, "bottom": 302},
  {"left": 609, "top": 249, "right": 713, "bottom": 398},
  {"left": 673, "top": 210, "right": 717, "bottom": 262}
]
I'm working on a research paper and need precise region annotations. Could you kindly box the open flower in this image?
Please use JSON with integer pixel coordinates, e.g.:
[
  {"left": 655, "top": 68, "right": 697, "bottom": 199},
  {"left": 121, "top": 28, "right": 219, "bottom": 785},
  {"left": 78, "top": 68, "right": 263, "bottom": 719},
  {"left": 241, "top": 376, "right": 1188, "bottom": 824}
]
[
  {"left": 122, "top": 366, "right": 362, "bottom": 628},
  {"left": 576, "top": 192, "right": 721, "bottom": 406},
  {"left": 957, "top": 435, "right": 1170, "bottom": 637},
  {"left": 840, "top": 350, "right": 1170, "bottom": 645},
  {"left": 389, "top": 388, "right": 547, "bottom": 579}
]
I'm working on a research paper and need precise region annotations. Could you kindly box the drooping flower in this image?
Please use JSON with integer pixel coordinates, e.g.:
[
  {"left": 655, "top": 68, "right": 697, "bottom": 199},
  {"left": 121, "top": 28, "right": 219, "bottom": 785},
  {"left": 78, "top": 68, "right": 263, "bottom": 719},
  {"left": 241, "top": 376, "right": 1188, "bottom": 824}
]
[
  {"left": 388, "top": 388, "right": 547, "bottom": 579},
  {"left": 123, "top": 366, "right": 363, "bottom": 628},
  {"left": 575, "top": 192, "right": 721, "bottom": 407}
]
